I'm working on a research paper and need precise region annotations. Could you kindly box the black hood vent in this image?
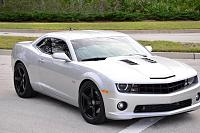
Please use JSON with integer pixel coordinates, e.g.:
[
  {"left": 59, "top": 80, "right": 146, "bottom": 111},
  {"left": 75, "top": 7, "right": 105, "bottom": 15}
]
[
  {"left": 142, "top": 58, "right": 157, "bottom": 63},
  {"left": 120, "top": 59, "right": 138, "bottom": 65}
]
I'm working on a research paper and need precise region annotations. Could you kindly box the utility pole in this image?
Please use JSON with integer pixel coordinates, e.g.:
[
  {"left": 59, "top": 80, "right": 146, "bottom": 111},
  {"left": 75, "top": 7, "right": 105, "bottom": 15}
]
[{"left": 0, "top": 0, "right": 4, "bottom": 5}]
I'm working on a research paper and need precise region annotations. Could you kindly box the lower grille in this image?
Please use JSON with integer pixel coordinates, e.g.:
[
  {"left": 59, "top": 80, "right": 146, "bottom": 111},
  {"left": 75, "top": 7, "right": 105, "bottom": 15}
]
[{"left": 134, "top": 99, "right": 192, "bottom": 113}]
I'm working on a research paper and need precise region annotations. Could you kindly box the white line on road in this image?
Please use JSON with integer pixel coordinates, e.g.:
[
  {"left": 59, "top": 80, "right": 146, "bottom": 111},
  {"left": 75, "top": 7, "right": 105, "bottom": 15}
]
[{"left": 118, "top": 117, "right": 164, "bottom": 133}]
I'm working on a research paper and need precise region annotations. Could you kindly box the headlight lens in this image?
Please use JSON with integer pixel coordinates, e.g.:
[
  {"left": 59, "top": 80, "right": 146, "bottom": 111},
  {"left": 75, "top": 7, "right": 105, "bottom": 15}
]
[
  {"left": 116, "top": 83, "right": 139, "bottom": 93},
  {"left": 185, "top": 76, "right": 198, "bottom": 86}
]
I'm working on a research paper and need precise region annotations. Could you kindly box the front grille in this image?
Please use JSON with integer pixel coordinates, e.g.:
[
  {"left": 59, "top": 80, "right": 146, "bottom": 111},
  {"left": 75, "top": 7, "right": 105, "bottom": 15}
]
[
  {"left": 134, "top": 80, "right": 186, "bottom": 94},
  {"left": 134, "top": 99, "right": 192, "bottom": 113}
]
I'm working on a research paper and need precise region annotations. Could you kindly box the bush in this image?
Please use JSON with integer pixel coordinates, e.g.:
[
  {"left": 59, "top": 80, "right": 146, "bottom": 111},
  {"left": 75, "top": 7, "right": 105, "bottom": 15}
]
[{"left": 0, "top": 0, "right": 200, "bottom": 21}]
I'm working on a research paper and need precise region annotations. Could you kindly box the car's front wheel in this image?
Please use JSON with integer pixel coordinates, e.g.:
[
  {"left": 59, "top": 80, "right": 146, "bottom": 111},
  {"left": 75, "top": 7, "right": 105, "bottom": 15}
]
[
  {"left": 14, "top": 62, "right": 36, "bottom": 98},
  {"left": 79, "top": 81, "right": 106, "bottom": 124}
]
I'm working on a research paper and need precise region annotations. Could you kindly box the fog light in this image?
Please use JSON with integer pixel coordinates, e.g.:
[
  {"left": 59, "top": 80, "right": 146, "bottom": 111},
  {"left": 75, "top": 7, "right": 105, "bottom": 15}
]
[
  {"left": 196, "top": 93, "right": 200, "bottom": 101},
  {"left": 117, "top": 101, "right": 128, "bottom": 111}
]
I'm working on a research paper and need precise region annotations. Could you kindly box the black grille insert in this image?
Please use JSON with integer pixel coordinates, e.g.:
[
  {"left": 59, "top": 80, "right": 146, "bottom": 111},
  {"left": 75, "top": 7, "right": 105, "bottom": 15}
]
[
  {"left": 134, "top": 99, "right": 192, "bottom": 113},
  {"left": 134, "top": 80, "right": 185, "bottom": 94}
]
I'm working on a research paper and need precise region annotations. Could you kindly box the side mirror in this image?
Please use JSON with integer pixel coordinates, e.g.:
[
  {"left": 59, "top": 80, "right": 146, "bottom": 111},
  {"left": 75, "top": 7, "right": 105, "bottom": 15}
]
[
  {"left": 52, "top": 52, "right": 71, "bottom": 62},
  {"left": 145, "top": 46, "right": 153, "bottom": 52}
]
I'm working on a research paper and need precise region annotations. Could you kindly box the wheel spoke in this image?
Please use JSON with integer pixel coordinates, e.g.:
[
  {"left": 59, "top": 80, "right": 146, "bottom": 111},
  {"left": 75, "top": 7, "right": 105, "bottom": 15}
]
[
  {"left": 18, "top": 68, "right": 23, "bottom": 76},
  {"left": 96, "top": 107, "right": 101, "bottom": 114},
  {"left": 90, "top": 88, "right": 94, "bottom": 99},
  {"left": 22, "top": 81, "right": 26, "bottom": 90},
  {"left": 82, "top": 92, "right": 91, "bottom": 102},
  {"left": 20, "top": 81, "right": 23, "bottom": 88},
  {"left": 95, "top": 100, "right": 101, "bottom": 105},
  {"left": 14, "top": 76, "right": 21, "bottom": 81},
  {"left": 83, "top": 105, "right": 91, "bottom": 113},
  {"left": 92, "top": 106, "right": 96, "bottom": 117}
]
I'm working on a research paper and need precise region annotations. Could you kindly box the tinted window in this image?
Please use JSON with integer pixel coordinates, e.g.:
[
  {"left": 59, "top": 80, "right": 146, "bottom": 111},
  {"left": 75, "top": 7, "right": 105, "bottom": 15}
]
[
  {"left": 37, "top": 38, "right": 53, "bottom": 54},
  {"left": 36, "top": 38, "right": 72, "bottom": 59},
  {"left": 71, "top": 36, "right": 151, "bottom": 61}
]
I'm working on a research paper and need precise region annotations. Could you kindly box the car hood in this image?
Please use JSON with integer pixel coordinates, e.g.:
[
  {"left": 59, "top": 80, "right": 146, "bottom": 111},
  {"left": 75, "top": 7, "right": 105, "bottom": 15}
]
[{"left": 80, "top": 56, "right": 197, "bottom": 83}]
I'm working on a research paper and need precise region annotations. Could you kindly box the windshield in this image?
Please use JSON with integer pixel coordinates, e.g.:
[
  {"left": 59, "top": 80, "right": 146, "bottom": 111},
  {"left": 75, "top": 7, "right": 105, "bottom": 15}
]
[{"left": 71, "top": 36, "right": 151, "bottom": 61}]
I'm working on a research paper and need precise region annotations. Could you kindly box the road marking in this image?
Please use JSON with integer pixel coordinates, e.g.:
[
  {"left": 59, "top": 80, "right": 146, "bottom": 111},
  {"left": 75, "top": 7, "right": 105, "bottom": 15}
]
[{"left": 118, "top": 117, "right": 164, "bottom": 133}]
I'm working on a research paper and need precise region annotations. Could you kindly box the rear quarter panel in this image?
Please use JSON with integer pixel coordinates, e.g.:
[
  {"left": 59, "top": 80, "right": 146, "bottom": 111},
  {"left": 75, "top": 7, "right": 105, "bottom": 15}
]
[{"left": 12, "top": 41, "right": 40, "bottom": 90}]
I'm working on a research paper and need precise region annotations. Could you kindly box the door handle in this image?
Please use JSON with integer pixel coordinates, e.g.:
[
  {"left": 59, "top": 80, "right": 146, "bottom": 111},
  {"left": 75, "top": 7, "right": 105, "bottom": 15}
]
[{"left": 38, "top": 59, "right": 45, "bottom": 63}]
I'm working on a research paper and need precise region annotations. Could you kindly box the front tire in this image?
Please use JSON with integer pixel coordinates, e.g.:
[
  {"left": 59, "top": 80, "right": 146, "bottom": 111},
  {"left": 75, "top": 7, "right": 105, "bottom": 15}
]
[
  {"left": 14, "top": 62, "right": 36, "bottom": 98},
  {"left": 79, "top": 81, "right": 106, "bottom": 124}
]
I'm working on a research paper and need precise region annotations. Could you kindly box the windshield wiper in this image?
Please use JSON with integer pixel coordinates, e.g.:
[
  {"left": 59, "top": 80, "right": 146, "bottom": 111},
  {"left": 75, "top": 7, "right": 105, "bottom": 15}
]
[{"left": 81, "top": 57, "right": 107, "bottom": 61}]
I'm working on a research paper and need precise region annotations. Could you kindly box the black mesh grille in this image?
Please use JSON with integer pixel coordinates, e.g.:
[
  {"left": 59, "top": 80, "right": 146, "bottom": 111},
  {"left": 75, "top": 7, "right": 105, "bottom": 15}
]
[
  {"left": 134, "top": 80, "right": 185, "bottom": 94},
  {"left": 134, "top": 99, "right": 192, "bottom": 113}
]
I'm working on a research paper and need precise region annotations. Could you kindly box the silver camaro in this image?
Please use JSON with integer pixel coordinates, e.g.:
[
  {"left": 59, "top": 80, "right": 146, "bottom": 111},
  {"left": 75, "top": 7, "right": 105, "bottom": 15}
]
[{"left": 11, "top": 30, "right": 200, "bottom": 124}]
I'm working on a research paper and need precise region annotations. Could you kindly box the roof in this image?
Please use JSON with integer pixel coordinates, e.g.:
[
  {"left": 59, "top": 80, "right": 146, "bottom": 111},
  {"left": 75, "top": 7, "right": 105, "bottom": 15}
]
[{"left": 45, "top": 30, "right": 128, "bottom": 40}]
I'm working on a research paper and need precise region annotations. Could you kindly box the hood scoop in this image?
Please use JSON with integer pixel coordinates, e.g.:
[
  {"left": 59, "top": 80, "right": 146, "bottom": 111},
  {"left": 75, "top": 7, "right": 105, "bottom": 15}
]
[
  {"left": 120, "top": 59, "right": 138, "bottom": 65},
  {"left": 142, "top": 58, "right": 157, "bottom": 63}
]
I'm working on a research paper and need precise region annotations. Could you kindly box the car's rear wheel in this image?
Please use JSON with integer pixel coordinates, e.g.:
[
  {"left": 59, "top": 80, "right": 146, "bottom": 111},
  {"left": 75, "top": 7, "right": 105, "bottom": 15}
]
[
  {"left": 79, "top": 81, "right": 106, "bottom": 124},
  {"left": 14, "top": 62, "right": 36, "bottom": 98}
]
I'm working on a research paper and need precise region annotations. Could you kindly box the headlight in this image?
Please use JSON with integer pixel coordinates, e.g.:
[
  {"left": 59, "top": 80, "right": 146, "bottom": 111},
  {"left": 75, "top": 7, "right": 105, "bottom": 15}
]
[
  {"left": 185, "top": 76, "right": 198, "bottom": 86},
  {"left": 116, "top": 83, "right": 139, "bottom": 93}
]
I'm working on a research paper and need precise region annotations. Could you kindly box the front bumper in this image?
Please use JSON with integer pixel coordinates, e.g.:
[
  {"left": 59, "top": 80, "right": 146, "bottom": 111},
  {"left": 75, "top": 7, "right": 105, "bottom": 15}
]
[{"left": 105, "top": 83, "right": 200, "bottom": 120}]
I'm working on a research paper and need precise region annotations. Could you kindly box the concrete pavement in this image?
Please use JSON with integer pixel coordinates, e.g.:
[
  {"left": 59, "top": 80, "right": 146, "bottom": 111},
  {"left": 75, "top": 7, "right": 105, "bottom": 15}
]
[
  {"left": 0, "top": 29, "right": 200, "bottom": 43},
  {"left": 1, "top": 29, "right": 200, "bottom": 133},
  {"left": 1, "top": 54, "right": 200, "bottom": 133}
]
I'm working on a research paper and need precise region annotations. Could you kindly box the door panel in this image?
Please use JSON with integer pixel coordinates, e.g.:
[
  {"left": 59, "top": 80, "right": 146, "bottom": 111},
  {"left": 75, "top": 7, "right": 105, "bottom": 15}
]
[{"left": 36, "top": 37, "right": 77, "bottom": 102}]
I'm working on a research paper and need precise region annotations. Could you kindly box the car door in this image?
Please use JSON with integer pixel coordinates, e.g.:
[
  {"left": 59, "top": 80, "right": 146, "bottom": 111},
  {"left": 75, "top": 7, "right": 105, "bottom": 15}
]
[
  {"left": 37, "top": 37, "right": 76, "bottom": 102},
  {"left": 36, "top": 38, "right": 55, "bottom": 93}
]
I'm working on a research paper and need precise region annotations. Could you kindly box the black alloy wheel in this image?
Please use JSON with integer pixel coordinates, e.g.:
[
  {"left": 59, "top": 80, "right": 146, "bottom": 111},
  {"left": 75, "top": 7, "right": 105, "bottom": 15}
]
[
  {"left": 79, "top": 81, "right": 106, "bottom": 124},
  {"left": 14, "top": 62, "right": 36, "bottom": 98}
]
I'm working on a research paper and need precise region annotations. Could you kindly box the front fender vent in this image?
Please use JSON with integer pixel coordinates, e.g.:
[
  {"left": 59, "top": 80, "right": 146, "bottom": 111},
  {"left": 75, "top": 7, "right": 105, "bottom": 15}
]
[
  {"left": 142, "top": 58, "right": 157, "bottom": 63},
  {"left": 120, "top": 59, "right": 138, "bottom": 65}
]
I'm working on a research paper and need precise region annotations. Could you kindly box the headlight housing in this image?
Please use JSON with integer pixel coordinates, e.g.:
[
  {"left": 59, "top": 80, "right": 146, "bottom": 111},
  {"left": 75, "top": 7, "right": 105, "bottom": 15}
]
[
  {"left": 116, "top": 83, "right": 139, "bottom": 93},
  {"left": 185, "top": 75, "right": 198, "bottom": 86}
]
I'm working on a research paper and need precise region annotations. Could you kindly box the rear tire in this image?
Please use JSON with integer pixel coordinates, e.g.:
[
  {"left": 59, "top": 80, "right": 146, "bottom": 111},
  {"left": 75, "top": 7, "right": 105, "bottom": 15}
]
[
  {"left": 79, "top": 81, "right": 106, "bottom": 124},
  {"left": 14, "top": 62, "right": 36, "bottom": 98}
]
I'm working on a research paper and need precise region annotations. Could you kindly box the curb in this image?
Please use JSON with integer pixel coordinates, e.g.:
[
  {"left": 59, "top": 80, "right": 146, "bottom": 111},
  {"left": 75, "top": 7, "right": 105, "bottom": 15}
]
[{"left": 0, "top": 49, "right": 200, "bottom": 59}]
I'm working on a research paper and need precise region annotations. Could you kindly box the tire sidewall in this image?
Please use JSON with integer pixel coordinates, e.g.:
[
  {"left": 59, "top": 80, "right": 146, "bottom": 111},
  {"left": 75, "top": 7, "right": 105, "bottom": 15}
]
[
  {"left": 79, "top": 81, "right": 106, "bottom": 124},
  {"left": 14, "top": 63, "right": 34, "bottom": 98}
]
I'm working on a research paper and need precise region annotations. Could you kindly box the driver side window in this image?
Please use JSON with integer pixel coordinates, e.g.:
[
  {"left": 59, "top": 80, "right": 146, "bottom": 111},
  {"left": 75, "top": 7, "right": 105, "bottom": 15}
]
[
  {"left": 37, "top": 38, "right": 53, "bottom": 54},
  {"left": 36, "top": 37, "right": 72, "bottom": 60}
]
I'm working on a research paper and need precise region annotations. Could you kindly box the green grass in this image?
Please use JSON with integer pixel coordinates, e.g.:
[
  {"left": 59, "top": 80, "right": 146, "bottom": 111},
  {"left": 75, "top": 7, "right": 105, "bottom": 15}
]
[
  {"left": 0, "top": 21, "right": 200, "bottom": 30},
  {"left": 1, "top": 36, "right": 200, "bottom": 53},
  {"left": 140, "top": 41, "right": 200, "bottom": 53},
  {"left": 0, "top": 36, "right": 36, "bottom": 49}
]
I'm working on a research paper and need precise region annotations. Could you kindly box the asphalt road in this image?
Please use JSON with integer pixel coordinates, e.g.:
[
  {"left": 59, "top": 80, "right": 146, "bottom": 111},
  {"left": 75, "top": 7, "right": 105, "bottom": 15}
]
[
  {"left": 0, "top": 54, "right": 200, "bottom": 133},
  {"left": 0, "top": 29, "right": 200, "bottom": 43}
]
